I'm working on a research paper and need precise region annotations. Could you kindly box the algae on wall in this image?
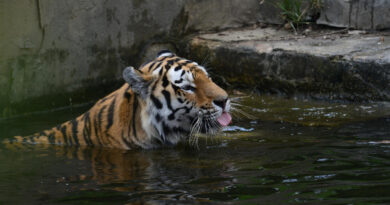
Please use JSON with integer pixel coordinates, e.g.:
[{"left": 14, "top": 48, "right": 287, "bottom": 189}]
[
  {"left": 0, "top": 0, "right": 185, "bottom": 118},
  {"left": 0, "top": 0, "right": 263, "bottom": 118}
]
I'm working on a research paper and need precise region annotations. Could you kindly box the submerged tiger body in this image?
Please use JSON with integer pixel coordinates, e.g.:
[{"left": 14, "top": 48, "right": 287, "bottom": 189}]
[{"left": 5, "top": 51, "right": 232, "bottom": 149}]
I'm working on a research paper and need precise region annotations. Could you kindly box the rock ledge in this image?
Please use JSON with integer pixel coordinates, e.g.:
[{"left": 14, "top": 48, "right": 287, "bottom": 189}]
[{"left": 182, "top": 27, "right": 390, "bottom": 102}]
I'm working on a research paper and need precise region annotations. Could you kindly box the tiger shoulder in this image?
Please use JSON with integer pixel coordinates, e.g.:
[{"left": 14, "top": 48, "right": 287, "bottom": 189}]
[{"left": 5, "top": 51, "right": 232, "bottom": 149}]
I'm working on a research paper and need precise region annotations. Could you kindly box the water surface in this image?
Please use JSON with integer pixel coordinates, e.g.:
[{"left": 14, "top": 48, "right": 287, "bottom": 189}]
[{"left": 1, "top": 96, "right": 390, "bottom": 204}]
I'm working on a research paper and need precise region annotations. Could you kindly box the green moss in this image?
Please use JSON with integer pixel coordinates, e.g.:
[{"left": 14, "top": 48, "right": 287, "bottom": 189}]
[
  {"left": 131, "top": 0, "right": 144, "bottom": 8},
  {"left": 42, "top": 48, "right": 69, "bottom": 63}
]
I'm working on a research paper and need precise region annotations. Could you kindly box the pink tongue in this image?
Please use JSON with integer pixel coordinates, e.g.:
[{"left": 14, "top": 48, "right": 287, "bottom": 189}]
[{"left": 217, "top": 112, "right": 232, "bottom": 127}]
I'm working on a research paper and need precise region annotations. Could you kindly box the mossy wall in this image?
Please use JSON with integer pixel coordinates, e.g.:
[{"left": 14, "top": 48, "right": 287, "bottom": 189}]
[{"left": 0, "top": 0, "right": 262, "bottom": 118}]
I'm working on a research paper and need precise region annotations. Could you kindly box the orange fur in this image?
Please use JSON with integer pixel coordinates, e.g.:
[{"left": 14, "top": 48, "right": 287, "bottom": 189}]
[{"left": 5, "top": 53, "right": 230, "bottom": 149}]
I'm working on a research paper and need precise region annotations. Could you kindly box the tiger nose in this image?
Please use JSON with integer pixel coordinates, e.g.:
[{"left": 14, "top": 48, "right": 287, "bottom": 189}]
[{"left": 213, "top": 98, "right": 228, "bottom": 109}]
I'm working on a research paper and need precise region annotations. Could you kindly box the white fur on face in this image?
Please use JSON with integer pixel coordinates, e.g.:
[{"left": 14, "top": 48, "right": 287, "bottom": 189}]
[{"left": 146, "top": 61, "right": 226, "bottom": 145}]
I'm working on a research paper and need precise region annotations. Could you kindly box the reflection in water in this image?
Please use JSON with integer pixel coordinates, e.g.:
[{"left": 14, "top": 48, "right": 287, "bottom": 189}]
[
  {"left": 1, "top": 144, "right": 239, "bottom": 204},
  {"left": 55, "top": 147, "right": 152, "bottom": 185}
]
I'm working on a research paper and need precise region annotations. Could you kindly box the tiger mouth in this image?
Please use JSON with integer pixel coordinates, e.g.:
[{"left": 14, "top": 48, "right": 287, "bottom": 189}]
[
  {"left": 191, "top": 111, "right": 232, "bottom": 134},
  {"left": 217, "top": 112, "right": 232, "bottom": 127}
]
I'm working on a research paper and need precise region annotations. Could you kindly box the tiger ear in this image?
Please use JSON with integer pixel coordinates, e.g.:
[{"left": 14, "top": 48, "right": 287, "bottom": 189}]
[
  {"left": 123, "top": 66, "right": 153, "bottom": 99},
  {"left": 157, "top": 50, "right": 175, "bottom": 58}
]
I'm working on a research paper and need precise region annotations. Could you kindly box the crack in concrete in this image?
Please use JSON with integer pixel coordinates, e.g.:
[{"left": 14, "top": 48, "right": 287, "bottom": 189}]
[
  {"left": 370, "top": 0, "right": 375, "bottom": 30},
  {"left": 36, "top": 0, "right": 45, "bottom": 52},
  {"left": 346, "top": 0, "right": 354, "bottom": 30},
  {"left": 355, "top": 0, "right": 360, "bottom": 29}
]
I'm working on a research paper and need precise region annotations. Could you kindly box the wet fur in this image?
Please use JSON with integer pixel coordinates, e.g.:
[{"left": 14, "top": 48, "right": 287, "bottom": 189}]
[{"left": 5, "top": 52, "right": 230, "bottom": 149}]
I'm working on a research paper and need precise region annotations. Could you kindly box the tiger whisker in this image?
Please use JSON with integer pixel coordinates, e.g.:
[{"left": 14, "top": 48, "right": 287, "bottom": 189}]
[
  {"left": 205, "top": 116, "right": 221, "bottom": 135},
  {"left": 193, "top": 120, "right": 202, "bottom": 149},
  {"left": 230, "top": 96, "right": 251, "bottom": 102},
  {"left": 230, "top": 102, "right": 255, "bottom": 110},
  {"left": 230, "top": 111, "right": 245, "bottom": 120},
  {"left": 189, "top": 117, "right": 202, "bottom": 148},
  {"left": 188, "top": 109, "right": 227, "bottom": 148},
  {"left": 189, "top": 117, "right": 200, "bottom": 137},
  {"left": 230, "top": 107, "right": 257, "bottom": 120}
]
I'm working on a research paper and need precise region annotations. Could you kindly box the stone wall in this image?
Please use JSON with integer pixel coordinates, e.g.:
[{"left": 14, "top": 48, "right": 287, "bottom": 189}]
[
  {"left": 258, "top": 0, "right": 390, "bottom": 30},
  {"left": 2, "top": 0, "right": 390, "bottom": 118},
  {"left": 317, "top": 0, "right": 390, "bottom": 30},
  {"left": 0, "top": 0, "right": 261, "bottom": 118}
]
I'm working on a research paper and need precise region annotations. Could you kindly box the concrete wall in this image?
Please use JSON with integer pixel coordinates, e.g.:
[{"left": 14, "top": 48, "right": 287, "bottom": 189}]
[
  {"left": 0, "top": 0, "right": 261, "bottom": 118},
  {"left": 318, "top": 0, "right": 390, "bottom": 30},
  {"left": 258, "top": 0, "right": 390, "bottom": 30},
  {"left": 2, "top": 0, "right": 389, "bottom": 118}
]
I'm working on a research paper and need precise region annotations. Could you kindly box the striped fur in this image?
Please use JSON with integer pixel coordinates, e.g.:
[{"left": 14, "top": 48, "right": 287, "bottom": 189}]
[{"left": 4, "top": 51, "right": 230, "bottom": 149}]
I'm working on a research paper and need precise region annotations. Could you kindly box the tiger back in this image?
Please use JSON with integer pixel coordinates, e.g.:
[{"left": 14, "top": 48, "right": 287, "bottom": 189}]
[{"left": 4, "top": 51, "right": 232, "bottom": 149}]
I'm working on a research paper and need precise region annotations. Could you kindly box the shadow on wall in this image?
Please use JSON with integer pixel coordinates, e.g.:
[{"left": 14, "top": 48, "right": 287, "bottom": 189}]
[{"left": 0, "top": 0, "right": 262, "bottom": 118}]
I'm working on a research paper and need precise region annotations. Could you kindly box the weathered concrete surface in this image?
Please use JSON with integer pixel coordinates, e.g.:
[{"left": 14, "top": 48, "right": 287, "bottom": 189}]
[
  {"left": 181, "top": 27, "right": 390, "bottom": 101},
  {"left": 0, "top": 0, "right": 183, "bottom": 117},
  {"left": 0, "top": 0, "right": 261, "bottom": 118},
  {"left": 257, "top": 1, "right": 284, "bottom": 25},
  {"left": 318, "top": 0, "right": 390, "bottom": 30},
  {"left": 184, "top": 0, "right": 262, "bottom": 32}
]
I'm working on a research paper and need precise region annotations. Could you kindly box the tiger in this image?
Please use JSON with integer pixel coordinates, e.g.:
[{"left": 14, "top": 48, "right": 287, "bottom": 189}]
[{"left": 4, "top": 50, "right": 232, "bottom": 149}]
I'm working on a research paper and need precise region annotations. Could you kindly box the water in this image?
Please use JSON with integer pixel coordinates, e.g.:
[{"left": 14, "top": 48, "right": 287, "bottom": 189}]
[{"left": 1, "top": 96, "right": 390, "bottom": 204}]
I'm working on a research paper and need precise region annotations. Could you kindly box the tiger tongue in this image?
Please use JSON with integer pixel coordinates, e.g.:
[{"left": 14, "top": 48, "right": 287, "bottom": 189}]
[{"left": 217, "top": 112, "right": 232, "bottom": 127}]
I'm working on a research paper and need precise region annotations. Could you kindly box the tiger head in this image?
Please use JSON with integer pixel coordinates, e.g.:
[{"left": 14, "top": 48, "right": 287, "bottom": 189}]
[{"left": 123, "top": 50, "right": 232, "bottom": 145}]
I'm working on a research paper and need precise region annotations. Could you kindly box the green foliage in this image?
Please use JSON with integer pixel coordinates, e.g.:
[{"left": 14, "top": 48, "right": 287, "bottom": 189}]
[
  {"left": 276, "top": 0, "right": 309, "bottom": 32},
  {"left": 261, "top": 0, "right": 322, "bottom": 33}
]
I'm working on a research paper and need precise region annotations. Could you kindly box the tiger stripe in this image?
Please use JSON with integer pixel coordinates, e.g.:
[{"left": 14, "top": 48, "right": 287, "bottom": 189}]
[
  {"left": 132, "top": 95, "right": 139, "bottom": 142},
  {"left": 4, "top": 51, "right": 230, "bottom": 150}
]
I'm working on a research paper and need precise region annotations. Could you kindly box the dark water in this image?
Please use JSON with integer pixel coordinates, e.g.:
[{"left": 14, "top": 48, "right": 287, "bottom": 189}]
[{"left": 1, "top": 96, "right": 390, "bottom": 204}]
